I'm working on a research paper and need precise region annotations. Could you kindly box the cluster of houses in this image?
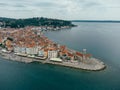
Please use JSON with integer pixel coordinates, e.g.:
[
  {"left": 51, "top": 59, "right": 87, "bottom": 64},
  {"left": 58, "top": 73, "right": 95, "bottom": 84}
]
[
  {"left": 0, "top": 27, "right": 92, "bottom": 62},
  {"left": 31, "top": 26, "right": 71, "bottom": 31}
]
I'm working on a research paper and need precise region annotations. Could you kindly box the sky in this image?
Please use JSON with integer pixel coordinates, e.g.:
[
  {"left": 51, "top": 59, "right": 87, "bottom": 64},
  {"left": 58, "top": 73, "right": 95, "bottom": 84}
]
[{"left": 0, "top": 0, "right": 120, "bottom": 20}]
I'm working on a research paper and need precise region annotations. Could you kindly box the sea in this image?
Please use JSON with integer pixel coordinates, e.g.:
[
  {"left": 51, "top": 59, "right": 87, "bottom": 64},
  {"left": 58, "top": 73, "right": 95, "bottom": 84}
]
[{"left": 0, "top": 22, "right": 120, "bottom": 90}]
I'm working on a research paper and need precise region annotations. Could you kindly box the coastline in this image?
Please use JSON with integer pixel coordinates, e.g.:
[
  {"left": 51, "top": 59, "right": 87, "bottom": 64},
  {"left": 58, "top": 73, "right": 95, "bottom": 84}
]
[
  {"left": 0, "top": 27, "right": 106, "bottom": 71},
  {"left": 0, "top": 50, "right": 106, "bottom": 71}
]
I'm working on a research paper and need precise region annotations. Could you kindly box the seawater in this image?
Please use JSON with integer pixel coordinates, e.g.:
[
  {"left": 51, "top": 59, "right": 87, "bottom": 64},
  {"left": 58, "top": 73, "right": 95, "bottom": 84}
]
[{"left": 0, "top": 22, "right": 120, "bottom": 90}]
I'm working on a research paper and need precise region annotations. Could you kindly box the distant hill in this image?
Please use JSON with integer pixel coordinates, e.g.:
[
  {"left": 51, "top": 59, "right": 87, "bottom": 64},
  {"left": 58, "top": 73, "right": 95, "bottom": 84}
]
[
  {"left": 0, "top": 17, "right": 75, "bottom": 28},
  {"left": 72, "top": 20, "right": 120, "bottom": 23}
]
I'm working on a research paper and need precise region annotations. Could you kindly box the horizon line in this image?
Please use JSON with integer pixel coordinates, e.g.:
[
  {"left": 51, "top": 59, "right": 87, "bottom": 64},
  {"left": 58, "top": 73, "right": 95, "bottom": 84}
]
[{"left": 1, "top": 16, "right": 120, "bottom": 22}]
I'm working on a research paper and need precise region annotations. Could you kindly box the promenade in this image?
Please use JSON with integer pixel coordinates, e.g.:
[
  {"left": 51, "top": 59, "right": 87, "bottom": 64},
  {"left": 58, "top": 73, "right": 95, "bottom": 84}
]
[{"left": 0, "top": 49, "right": 106, "bottom": 71}]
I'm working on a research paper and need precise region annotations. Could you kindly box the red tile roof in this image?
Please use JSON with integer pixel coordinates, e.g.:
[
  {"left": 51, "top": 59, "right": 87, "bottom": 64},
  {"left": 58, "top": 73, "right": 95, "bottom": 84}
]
[{"left": 76, "top": 52, "right": 83, "bottom": 57}]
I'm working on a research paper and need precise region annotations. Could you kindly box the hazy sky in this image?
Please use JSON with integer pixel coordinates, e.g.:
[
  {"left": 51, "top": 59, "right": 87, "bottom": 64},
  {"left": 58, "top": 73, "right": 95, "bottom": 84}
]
[{"left": 0, "top": 0, "right": 120, "bottom": 20}]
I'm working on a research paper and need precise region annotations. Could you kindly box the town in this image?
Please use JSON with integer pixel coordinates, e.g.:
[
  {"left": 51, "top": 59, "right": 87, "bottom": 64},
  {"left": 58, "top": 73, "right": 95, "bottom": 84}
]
[{"left": 0, "top": 27, "right": 106, "bottom": 71}]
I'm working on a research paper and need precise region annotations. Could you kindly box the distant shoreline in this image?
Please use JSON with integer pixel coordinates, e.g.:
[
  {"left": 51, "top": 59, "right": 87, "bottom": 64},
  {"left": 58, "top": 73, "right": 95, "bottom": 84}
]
[{"left": 72, "top": 20, "right": 120, "bottom": 23}]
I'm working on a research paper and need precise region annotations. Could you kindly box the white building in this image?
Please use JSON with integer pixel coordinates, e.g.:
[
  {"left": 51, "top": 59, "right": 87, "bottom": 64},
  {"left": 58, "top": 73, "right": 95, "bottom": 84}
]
[
  {"left": 50, "top": 58, "right": 62, "bottom": 62},
  {"left": 14, "top": 46, "right": 26, "bottom": 54},
  {"left": 38, "top": 50, "right": 44, "bottom": 57},
  {"left": 14, "top": 46, "right": 39, "bottom": 55},
  {"left": 48, "top": 50, "right": 58, "bottom": 58},
  {"left": 14, "top": 46, "right": 19, "bottom": 53},
  {"left": 26, "top": 47, "right": 39, "bottom": 55}
]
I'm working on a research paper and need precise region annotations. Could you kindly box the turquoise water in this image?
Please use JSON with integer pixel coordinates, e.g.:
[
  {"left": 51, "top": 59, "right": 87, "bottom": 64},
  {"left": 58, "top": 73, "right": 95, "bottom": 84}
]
[{"left": 0, "top": 22, "right": 120, "bottom": 90}]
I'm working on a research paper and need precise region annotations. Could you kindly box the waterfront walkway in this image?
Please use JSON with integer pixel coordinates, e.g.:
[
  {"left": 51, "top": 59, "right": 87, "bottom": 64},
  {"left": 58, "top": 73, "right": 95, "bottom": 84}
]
[{"left": 0, "top": 51, "right": 106, "bottom": 71}]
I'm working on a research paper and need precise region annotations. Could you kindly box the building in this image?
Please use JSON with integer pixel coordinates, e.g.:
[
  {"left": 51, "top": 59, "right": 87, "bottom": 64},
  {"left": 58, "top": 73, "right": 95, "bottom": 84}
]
[
  {"left": 76, "top": 52, "right": 83, "bottom": 61},
  {"left": 50, "top": 58, "right": 62, "bottom": 63},
  {"left": 76, "top": 51, "right": 92, "bottom": 62},
  {"left": 14, "top": 46, "right": 26, "bottom": 54},
  {"left": 14, "top": 46, "right": 21, "bottom": 53},
  {"left": 5, "top": 39, "right": 12, "bottom": 48},
  {"left": 38, "top": 50, "right": 44, "bottom": 57},
  {"left": 48, "top": 50, "right": 58, "bottom": 58},
  {"left": 26, "top": 47, "right": 39, "bottom": 55},
  {"left": 67, "top": 52, "right": 74, "bottom": 60}
]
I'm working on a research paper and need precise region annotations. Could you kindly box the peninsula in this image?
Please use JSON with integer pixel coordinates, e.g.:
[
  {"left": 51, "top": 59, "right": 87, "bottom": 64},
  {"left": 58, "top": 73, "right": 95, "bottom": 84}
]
[
  {"left": 0, "top": 17, "right": 75, "bottom": 29},
  {"left": 0, "top": 18, "right": 106, "bottom": 71}
]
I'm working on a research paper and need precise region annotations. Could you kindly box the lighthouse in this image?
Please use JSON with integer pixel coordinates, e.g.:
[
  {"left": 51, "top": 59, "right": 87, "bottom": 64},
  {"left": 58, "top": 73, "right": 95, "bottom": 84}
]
[{"left": 83, "top": 49, "right": 87, "bottom": 60}]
